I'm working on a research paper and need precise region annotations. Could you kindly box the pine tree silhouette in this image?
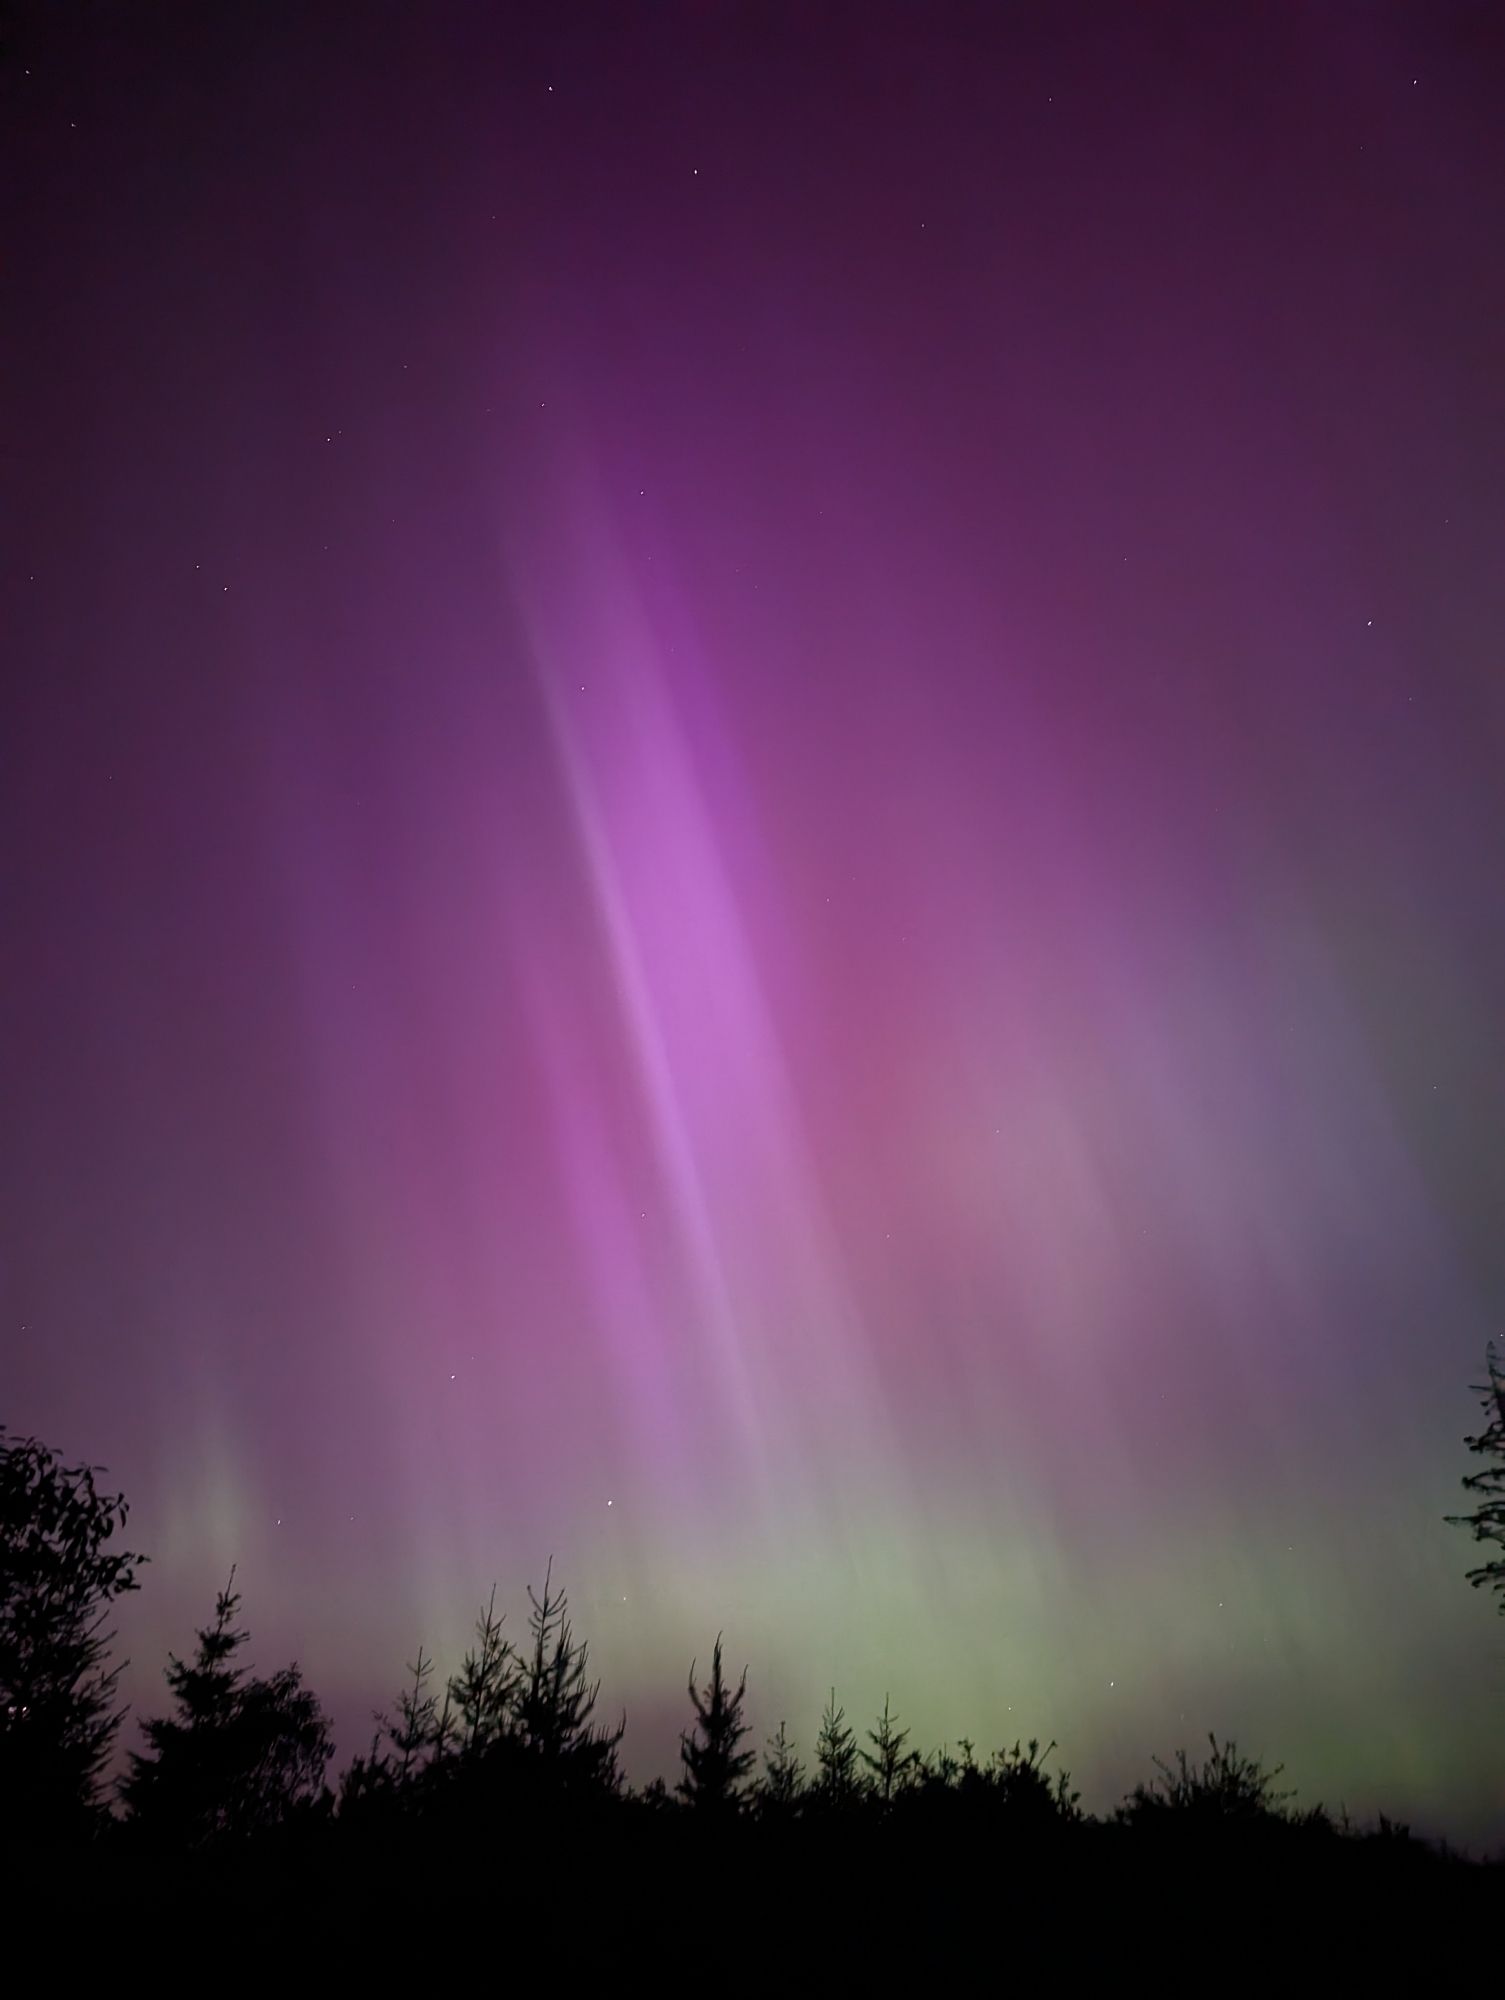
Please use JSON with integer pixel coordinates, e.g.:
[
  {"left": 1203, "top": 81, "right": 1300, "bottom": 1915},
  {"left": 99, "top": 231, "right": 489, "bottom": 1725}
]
[
  {"left": 450, "top": 1585, "right": 516, "bottom": 1757},
  {"left": 758, "top": 1720, "right": 806, "bottom": 1818},
  {"left": 515, "top": 1560, "right": 622, "bottom": 1792},
  {"left": 0, "top": 1428, "right": 144, "bottom": 1838},
  {"left": 122, "top": 1570, "right": 332, "bottom": 1846},
  {"left": 1448, "top": 1342, "right": 1505, "bottom": 1614},
  {"left": 340, "top": 1644, "right": 456, "bottom": 1815},
  {"left": 381, "top": 1645, "right": 450, "bottom": 1783},
  {"left": 678, "top": 1635, "right": 754, "bottom": 1813},
  {"left": 813, "top": 1689, "right": 862, "bottom": 1810},
  {"left": 861, "top": 1695, "right": 916, "bottom": 1807}
]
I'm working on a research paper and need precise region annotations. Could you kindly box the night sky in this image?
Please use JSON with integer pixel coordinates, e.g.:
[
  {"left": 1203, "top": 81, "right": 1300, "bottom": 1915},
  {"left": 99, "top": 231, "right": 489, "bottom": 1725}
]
[{"left": 6, "top": 3, "right": 1505, "bottom": 1840}]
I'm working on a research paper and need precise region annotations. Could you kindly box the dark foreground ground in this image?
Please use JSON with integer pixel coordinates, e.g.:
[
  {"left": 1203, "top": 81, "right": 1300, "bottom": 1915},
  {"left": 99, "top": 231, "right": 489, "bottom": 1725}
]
[{"left": 14, "top": 1814, "right": 1501, "bottom": 1981}]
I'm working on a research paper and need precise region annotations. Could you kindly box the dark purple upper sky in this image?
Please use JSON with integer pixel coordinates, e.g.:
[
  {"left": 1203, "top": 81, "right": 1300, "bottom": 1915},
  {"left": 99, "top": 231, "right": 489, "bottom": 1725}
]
[{"left": 6, "top": 2, "right": 1505, "bottom": 1837}]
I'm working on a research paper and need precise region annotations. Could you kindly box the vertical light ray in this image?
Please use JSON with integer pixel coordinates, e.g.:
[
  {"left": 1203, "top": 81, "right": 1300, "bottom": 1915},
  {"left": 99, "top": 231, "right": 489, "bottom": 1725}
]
[{"left": 510, "top": 463, "right": 912, "bottom": 1553}]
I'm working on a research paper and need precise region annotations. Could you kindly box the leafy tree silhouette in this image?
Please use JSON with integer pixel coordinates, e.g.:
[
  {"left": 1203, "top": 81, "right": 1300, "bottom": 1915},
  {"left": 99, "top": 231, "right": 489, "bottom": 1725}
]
[
  {"left": 678, "top": 1635, "right": 754, "bottom": 1813},
  {"left": 121, "top": 1570, "right": 333, "bottom": 1846},
  {"left": 988, "top": 1737, "right": 1081, "bottom": 1826},
  {"left": 812, "top": 1689, "right": 863, "bottom": 1811},
  {"left": 0, "top": 1428, "right": 144, "bottom": 1839},
  {"left": 1448, "top": 1342, "right": 1505, "bottom": 1615},
  {"left": 917, "top": 1736, "right": 977, "bottom": 1793},
  {"left": 757, "top": 1720, "right": 806, "bottom": 1818},
  {"left": 336, "top": 1730, "right": 395, "bottom": 1818},
  {"left": 514, "top": 1560, "right": 623, "bottom": 1794},
  {"left": 861, "top": 1695, "right": 917, "bottom": 1808}
]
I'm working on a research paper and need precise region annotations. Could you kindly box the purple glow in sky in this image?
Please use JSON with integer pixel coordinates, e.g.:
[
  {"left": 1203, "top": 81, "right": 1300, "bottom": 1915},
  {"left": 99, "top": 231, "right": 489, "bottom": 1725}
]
[{"left": 6, "top": 3, "right": 1505, "bottom": 1839}]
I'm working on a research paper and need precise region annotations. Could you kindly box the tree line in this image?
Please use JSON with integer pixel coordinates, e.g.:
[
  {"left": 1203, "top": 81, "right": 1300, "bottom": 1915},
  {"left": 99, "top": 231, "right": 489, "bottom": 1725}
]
[{"left": 1, "top": 1345, "right": 1501, "bottom": 1877}]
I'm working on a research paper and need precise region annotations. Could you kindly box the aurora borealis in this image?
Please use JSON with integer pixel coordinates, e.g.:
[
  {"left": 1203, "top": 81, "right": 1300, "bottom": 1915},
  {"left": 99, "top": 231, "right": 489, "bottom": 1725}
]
[{"left": 6, "top": 4, "right": 1505, "bottom": 1841}]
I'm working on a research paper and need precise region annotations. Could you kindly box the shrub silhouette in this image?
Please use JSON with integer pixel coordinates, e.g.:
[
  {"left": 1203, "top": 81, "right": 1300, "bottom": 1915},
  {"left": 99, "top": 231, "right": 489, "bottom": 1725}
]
[
  {"left": 0, "top": 1428, "right": 144, "bottom": 1839},
  {"left": 989, "top": 1737, "right": 1081, "bottom": 1826},
  {"left": 1117, "top": 1734, "right": 1303, "bottom": 1835}
]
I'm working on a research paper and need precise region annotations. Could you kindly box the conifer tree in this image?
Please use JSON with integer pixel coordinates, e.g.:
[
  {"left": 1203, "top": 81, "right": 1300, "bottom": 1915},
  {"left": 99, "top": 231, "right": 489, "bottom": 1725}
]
[
  {"left": 122, "top": 1572, "right": 332, "bottom": 1846},
  {"left": 450, "top": 1586, "right": 516, "bottom": 1756},
  {"left": 758, "top": 1719, "right": 806, "bottom": 1817},
  {"left": 337, "top": 1730, "right": 395, "bottom": 1816},
  {"left": 0, "top": 1429, "right": 145, "bottom": 1837},
  {"left": 678, "top": 1635, "right": 754, "bottom": 1812},
  {"left": 1448, "top": 1342, "right": 1505, "bottom": 1615},
  {"left": 381, "top": 1645, "right": 447, "bottom": 1783},
  {"left": 515, "top": 1561, "right": 622, "bottom": 1790},
  {"left": 861, "top": 1695, "right": 916, "bottom": 1806},
  {"left": 813, "top": 1688, "right": 862, "bottom": 1809}
]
